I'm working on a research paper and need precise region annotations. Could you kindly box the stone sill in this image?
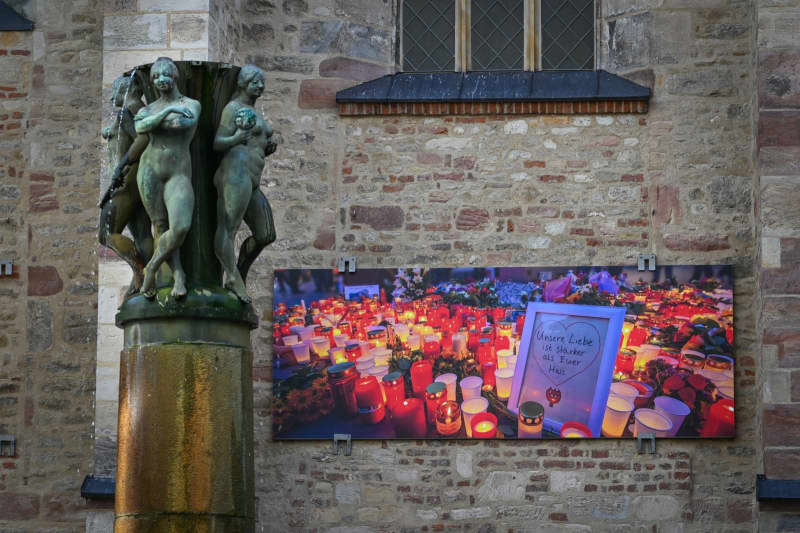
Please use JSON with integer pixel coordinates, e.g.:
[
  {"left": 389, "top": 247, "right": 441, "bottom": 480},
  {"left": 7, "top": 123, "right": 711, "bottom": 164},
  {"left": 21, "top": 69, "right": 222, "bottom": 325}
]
[{"left": 336, "top": 70, "right": 650, "bottom": 117}]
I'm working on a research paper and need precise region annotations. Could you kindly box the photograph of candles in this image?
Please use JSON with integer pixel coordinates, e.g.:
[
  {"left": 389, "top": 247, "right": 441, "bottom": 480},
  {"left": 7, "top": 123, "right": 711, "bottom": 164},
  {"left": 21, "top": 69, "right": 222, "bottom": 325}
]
[{"left": 271, "top": 265, "right": 734, "bottom": 439}]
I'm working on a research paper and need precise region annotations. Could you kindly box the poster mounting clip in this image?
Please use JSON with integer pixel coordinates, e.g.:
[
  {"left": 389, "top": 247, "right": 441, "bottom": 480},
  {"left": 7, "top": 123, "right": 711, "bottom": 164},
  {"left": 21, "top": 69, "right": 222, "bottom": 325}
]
[
  {"left": 338, "top": 256, "right": 357, "bottom": 273},
  {"left": 332, "top": 433, "right": 352, "bottom": 456},
  {"left": 636, "top": 432, "right": 656, "bottom": 454},
  {"left": 638, "top": 254, "right": 656, "bottom": 271}
]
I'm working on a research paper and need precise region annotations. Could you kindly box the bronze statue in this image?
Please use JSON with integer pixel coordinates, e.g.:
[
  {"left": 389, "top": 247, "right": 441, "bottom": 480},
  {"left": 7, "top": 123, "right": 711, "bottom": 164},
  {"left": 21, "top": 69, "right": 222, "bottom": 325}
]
[
  {"left": 98, "top": 75, "right": 153, "bottom": 296},
  {"left": 212, "top": 64, "right": 277, "bottom": 302},
  {"left": 134, "top": 57, "right": 201, "bottom": 299}
]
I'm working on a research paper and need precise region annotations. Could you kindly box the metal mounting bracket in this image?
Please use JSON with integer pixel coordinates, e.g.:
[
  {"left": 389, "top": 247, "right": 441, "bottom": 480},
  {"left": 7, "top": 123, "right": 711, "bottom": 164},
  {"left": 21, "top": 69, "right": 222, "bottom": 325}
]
[
  {"left": 0, "top": 435, "right": 16, "bottom": 457},
  {"left": 0, "top": 261, "right": 12, "bottom": 276},
  {"left": 636, "top": 432, "right": 656, "bottom": 454},
  {"left": 332, "top": 433, "right": 352, "bottom": 456},
  {"left": 338, "top": 256, "right": 357, "bottom": 273},
  {"left": 638, "top": 254, "right": 656, "bottom": 272}
]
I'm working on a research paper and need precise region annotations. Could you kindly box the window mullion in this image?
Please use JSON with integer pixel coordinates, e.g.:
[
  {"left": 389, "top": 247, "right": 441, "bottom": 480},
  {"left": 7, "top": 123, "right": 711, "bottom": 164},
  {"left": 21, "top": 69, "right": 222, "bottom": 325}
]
[
  {"left": 456, "top": 0, "right": 470, "bottom": 72},
  {"left": 524, "top": 0, "right": 535, "bottom": 71}
]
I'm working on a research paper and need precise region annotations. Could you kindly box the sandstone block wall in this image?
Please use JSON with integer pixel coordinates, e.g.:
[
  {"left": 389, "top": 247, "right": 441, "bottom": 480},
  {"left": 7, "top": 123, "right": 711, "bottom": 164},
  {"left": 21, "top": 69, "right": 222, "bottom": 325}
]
[{"left": 0, "top": 0, "right": 103, "bottom": 529}]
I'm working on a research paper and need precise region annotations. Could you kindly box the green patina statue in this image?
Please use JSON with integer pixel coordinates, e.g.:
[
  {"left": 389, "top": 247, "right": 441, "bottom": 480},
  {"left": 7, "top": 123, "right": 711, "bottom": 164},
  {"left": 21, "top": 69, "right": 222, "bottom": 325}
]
[
  {"left": 98, "top": 75, "right": 153, "bottom": 295},
  {"left": 134, "top": 57, "right": 201, "bottom": 299},
  {"left": 212, "top": 64, "right": 277, "bottom": 302}
]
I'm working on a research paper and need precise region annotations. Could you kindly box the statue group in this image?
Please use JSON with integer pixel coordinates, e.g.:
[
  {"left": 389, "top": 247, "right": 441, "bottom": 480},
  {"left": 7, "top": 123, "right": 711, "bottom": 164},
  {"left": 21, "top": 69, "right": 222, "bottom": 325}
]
[{"left": 99, "top": 58, "right": 276, "bottom": 303}]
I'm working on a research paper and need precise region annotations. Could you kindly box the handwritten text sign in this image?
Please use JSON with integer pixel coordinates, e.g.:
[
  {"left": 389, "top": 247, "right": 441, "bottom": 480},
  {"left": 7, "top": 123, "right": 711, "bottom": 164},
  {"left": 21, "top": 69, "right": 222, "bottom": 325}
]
[{"left": 509, "top": 303, "right": 625, "bottom": 437}]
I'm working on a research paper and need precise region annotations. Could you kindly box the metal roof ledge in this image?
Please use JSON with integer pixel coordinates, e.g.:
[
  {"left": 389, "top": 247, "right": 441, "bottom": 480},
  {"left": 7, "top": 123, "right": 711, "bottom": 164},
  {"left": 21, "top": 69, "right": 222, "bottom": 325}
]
[{"left": 336, "top": 70, "right": 651, "bottom": 104}]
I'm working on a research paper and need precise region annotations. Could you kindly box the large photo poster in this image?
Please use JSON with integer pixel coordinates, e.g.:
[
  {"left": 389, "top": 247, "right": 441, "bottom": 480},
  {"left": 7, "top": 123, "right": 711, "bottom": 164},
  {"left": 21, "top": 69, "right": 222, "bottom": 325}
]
[{"left": 271, "top": 265, "right": 734, "bottom": 440}]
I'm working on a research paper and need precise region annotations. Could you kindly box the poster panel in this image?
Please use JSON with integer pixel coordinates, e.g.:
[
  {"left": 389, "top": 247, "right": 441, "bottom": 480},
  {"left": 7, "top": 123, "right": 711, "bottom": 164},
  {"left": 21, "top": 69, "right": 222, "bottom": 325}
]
[{"left": 271, "top": 265, "right": 734, "bottom": 440}]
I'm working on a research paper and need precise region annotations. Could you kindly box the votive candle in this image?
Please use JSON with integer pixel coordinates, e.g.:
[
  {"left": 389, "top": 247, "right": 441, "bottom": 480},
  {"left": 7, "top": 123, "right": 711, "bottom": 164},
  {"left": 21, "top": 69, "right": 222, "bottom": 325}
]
[
  {"left": 471, "top": 412, "right": 498, "bottom": 439},
  {"left": 355, "top": 375, "right": 385, "bottom": 424},
  {"left": 517, "top": 401, "right": 544, "bottom": 439},
  {"left": 410, "top": 359, "right": 433, "bottom": 397},
  {"left": 494, "top": 368, "right": 514, "bottom": 400},
  {"left": 424, "top": 382, "right": 447, "bottom": 425},
  {"left": 459, "top": 376, "right": 483, "bottom": 401},
  {"left": 435, "top": 373, "right": 457, "bottom": 401},
  {"left": 462, "top": 397, "right": 489, "bottom": 438},
  {"left": 391, "top": 397, "right": 427, "bottom": 438},
  {"left": 382, "top": 371, "right": 406, "bottom": 411},
  {"left": 435, "top": 400, "right": 462, "bottom": 436},
  {"left": 560, "top": 421, "right": 592, "bottom": 438}
]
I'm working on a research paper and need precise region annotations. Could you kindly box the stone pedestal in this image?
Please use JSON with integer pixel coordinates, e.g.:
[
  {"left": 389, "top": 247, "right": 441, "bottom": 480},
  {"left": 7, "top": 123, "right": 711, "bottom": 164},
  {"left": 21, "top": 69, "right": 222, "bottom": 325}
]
[{"left": 114, "top": 290, "right": 257, "bottom": 533}]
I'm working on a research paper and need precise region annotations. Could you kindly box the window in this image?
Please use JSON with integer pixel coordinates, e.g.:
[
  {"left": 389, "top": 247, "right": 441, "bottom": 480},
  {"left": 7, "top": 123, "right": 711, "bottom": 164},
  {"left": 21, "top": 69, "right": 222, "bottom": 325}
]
[{"left": 401, "top": 0, "right": 595, "bottom": 72}]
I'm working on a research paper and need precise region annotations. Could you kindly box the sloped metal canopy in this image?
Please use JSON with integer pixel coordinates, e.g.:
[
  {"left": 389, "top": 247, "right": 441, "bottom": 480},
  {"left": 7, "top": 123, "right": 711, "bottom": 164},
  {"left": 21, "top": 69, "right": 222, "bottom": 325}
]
[
  {"left": 337, "top": 70, "right": 650, "bottom": 103},
  {"left": 0, "top": 1, "right": 33, "bottom": 31}
]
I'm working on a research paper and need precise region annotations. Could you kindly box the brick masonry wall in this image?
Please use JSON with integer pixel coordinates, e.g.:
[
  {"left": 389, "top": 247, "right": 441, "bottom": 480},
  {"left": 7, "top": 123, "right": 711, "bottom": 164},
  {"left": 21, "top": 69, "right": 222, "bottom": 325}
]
[
  {"left": 0, "top": 0, "right": 105, "bottom": 530},
  {"left": 756, "top": 0, "right": 800, "bottom": 530}
]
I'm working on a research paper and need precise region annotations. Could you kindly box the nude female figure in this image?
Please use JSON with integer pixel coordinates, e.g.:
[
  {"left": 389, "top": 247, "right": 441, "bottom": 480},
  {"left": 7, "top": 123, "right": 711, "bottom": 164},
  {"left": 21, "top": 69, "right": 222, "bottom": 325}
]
[
  {"left": 213, "top": 64, "right": 277, "bottom": 302},
  {"left": 134, "top": 57, "right": 201, "bottom": 299},
  {"left": 98, "top": 75, "right": 153, "bottom": 296}
]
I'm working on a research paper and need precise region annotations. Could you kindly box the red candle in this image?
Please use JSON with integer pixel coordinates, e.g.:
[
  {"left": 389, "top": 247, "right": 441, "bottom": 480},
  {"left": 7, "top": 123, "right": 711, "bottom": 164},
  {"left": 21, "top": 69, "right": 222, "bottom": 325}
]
[
  {"left": 345, "top": 343, "right": 361, "bottom": 362},
  {"left": 440, "top": 332, "right": 453, "bottom": 353},
  {"left": 701, "top": 399, "right": 735, "bottom": 437},
  {"left": 615, "top": 348, "right": 636, "bottom": 376},
  {"left": 477, "top": 338, "right": 493, "bottom": 364},
  {"left": 467, "top": 328, "right": 480, "bottom": 352},
  {"left": 494, "top": 335, "right": 510, "bottom": 351},
  {"left": 354, "top": 376, "right": 385, "bottom": 424},
  {"left": 423, "top": 335, "right": 441, "bottom": 358},
  {"left": 327, "top": 362, "right": 359, "bottom": 417},
  {"left": 382, "top": 371, "right": 406, "bottom": 411},
  {"left": 471, "top": 412, "right": 498, "bottom": 439},
  {"left": 491, "top": 307, "right": 506, "bottom": 322},
  {"left": 391, "top": 398, "right": 427, "bottom": 437},
  {"left": 515, "top": 314, "right": 526, "bottom": 335},
  {"left": 481, "top": 360, "right": 496, "bottom": 389},
  {"left": 560, "top": 421, "right": 592, "bottom": 438},
  {"left": 410, "top": 359, "right": 433, "bottom": 396},
  {"left": 424, "top": 382, "right": 447, "bottom": 426}
]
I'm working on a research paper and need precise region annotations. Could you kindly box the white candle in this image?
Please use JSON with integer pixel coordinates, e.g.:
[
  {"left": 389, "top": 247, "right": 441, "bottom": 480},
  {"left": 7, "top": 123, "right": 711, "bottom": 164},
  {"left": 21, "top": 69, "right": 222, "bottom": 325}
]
[
  {"left": 459, "top": 376, "right": 483, "bottom": 401},
  {"left": 633, "top": 408, "right": 672, "bottom": 438},
  {"left": 494, "top": 368, "right": 514, "bottom": 400},
  {"left": 290, "top": 341, "right": 311, "bottom": 364},
  {"left": 407, "top": 334, "right": 421, "bottom": 350},
  {"left": 435, "top": 373, "right": 457, "bottom": 402},
  {"left": 496, "top": 349, "right": 513, "bottom": 369},
  {"left": 461, "top": 397, "right": 489, "bottom": 438},
  {"left": 601, "top": 395, "right": 634, "bottom": 437}
]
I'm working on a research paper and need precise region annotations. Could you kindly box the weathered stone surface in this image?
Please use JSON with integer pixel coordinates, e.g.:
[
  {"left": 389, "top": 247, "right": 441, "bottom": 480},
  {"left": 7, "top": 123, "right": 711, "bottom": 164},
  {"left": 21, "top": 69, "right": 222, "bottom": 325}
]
[
  {"left": 765, "top": 448, "right": 800, "bottom": 479},
  {"left": 665, "top": 68, "right": 736, "bottom": 97},
  {"left": 759, "top": 50, "right": 800, "bottom": 109},
  {"left": 299, "top": 21, "right": 392, "bottom": 63},
  {"left": 763, "top": 404, "right": 800, "bottom": 446},
  {"left": 27, "top": 300, "right": 52, "bottom": 353},
  {"left": 762, "top": 179, "right": 800, "bottom": 237},
  {"left": 27, "top": 266, "right": 63, "bottom": 296},
  {"left": 246, "top": 54, "right": 315, "bottom": 74},
  {"left": 319, "top": 56, "right": 391, "bottom": 82},
  {"left": 349, "top": 205, "right": 403, "bottom": 230},
  {"left": 139, "top": 0, "right": 208, "bottom": 11},
  {"left": 759, "top": 111, "right": 800, "bottom": 147},
  {"left": 298, "top": 78, "right": 354, "bottom": 108},
  {"left": 758, "top": 9, "right": 800, "bottom": 49},
  {"left": 456, "top": 209, "right": 490, "bottom": 231},
  {"left": 763, "top": 238, "right": 800, "bottom": 293},
  {"left": 282, "top": 0, "right": 308, "bottom": 16},
  {"left": 0, "top": 492, "right": 40, "bottom": 520},
  {"left": 104, "top": 14, "right": 168, "bottom": 50},
  {"left": 170, "top": 14, "right": 208, "bottom": 49},
  {"left": 605, "top": 12, "right": 651, "bottom": 71}
]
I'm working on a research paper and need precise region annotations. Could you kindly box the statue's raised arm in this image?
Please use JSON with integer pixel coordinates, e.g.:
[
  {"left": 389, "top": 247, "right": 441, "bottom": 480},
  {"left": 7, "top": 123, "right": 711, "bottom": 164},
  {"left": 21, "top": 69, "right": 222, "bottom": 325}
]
[
  {"left": 212, "top": 64, "right": 277, "bottom": 303},
  {"left": 135, "top": 57, "right": 201, "bottom": 299}
]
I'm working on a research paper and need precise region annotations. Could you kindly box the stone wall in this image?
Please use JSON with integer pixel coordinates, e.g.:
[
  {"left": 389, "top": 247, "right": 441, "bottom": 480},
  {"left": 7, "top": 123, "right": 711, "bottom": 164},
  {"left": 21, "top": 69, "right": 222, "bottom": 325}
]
[
  {"left": 756, "top": 0, "right": 800, "bottom": 529},
  {"left": 0, "top": 0, "right": 104, "bottom": 529},
  {"left": 235, "top": 0, "right": 763, "bottom": 531}
]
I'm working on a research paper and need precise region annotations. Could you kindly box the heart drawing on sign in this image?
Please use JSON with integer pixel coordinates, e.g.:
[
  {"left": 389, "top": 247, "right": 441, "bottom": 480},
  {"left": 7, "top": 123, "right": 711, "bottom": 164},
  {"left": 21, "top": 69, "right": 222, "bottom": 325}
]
[{"left": 530, "top": 319, "right": 602, "bottom": 387}]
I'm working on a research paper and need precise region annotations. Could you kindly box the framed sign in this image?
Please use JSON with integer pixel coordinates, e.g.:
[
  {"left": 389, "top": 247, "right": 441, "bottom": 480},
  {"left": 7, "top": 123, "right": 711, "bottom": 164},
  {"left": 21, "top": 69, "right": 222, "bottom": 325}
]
[{"left": 508, "top": 303, "right": 625, "bottom": 437}]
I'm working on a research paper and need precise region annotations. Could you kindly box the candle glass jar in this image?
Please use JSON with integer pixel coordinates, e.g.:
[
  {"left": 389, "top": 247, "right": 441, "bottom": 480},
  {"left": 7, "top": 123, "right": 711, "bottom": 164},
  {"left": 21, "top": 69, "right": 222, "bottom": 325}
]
[
  {"left": 435, "top": 401, "right": 462, "bottom": 436},
  {"left": 517, "top": 401, "right": 544, "bottom": 439},
  {"left": 382, "top": 371, "right": 406, "bottom": 411},
  {"left": 327, "top": 362, "right": 359, "bottom": 417},
  {"left": 477, "top": 338, "right": 493, "bottom": 364},
  {"left": 424, "top": 382, "right": 447, "bottom": 426},
  {"left": 434, "top": 373, "right": 457, "bottom": 401},
  {"left": 560, "top": 421, "right": 592, "bottom": 438},
  {"left": 345, "top": 343, "right": 362, "bottom": 362},
  {"left": 410, "top": 359, "right": 433, "bottom": 397},
  {"left": 423, "top": 335, "right": 441, "bottom": 358},
  {"left": 461, "top": 397, "right": 489, "bottom": 438},
  {"left": 481, "top": 361, "right": 496, "bottom": 390},
  {"left": 391, "top": 398, "right": 427, "bottom": 437},
  {"left": 355, "top": 375, "right": 385, "bottom": 424}
]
